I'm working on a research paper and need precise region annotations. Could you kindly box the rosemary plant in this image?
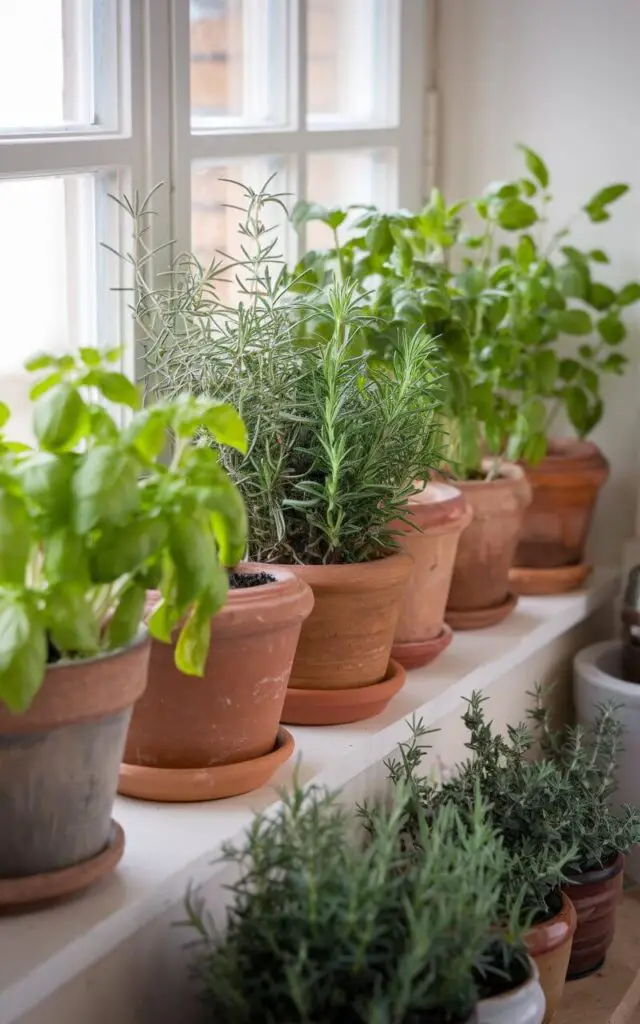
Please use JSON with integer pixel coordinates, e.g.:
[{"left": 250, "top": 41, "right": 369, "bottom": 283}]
[
  {"left": 185, "top": 780, "right": 507, "bottom": 1024},
  {"left": 110, "top": 182, "right": 442, "bottom": 564},
  {"left": 528, "top": 686, "right": 640, "bottom": 872}
]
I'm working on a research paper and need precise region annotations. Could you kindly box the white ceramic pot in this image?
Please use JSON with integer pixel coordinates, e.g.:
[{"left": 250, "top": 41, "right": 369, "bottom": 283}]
[
  {"left": 476, "top": 960, "right": 545, "bottom": 1024},
  {"left": 574, "top": 640, "right": 640, "bottom": 883}
]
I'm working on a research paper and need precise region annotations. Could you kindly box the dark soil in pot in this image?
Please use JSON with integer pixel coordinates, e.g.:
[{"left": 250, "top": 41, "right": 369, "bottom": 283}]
[{"left": 229, "top": 570, "right": 276, "bottom": 588}]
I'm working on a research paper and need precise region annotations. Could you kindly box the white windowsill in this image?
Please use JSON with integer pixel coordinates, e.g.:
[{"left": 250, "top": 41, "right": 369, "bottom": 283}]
[{"left": 0, "top": 568, "right": 619, "bottom": 1024}]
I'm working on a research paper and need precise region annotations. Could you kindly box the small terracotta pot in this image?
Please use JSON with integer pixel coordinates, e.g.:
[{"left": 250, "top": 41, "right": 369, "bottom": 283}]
[
  {"left": 525, "top": 892, "right": 577, "bottom": 1024},
  {"left": 278, "top": 553, "right": 412, "bottom": 691},
  {"left": 477, "top": 959, "right": 545, "bottom": 1024},
  {"left": 390, "top": 481, "right": 471, "bottom": 669},
  {"left": 563, "top": 853, "right": 624, "bottom": 979},
  {"left": 0, "top": 633, "right": 150, "bottom": 909},
  {"left": 515, "top": 438, "right": 608, "bottom": 570},
  {"left": 445, "top": 462, "right": 531, "bottom": 629},
  {"left": 120, "top": 565, "right": 313, "bottom": 802},
  {"left": 282, "top": 658, "right": 406, "bottom": 726}
]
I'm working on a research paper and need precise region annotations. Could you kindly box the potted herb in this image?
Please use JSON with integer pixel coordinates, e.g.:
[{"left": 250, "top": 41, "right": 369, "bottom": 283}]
[
  {"left": 118, "top": 183, "right": 441, "bottom": 726},
  {"left": 0, "top": 348, "right": 247, "bottom": 907},
  {"left": 386, "top": 698, "right": 581, "bottom": 1023},
  {"left": 529, "top": 687, "right": 640, "bottom": 978},
  {"left": 292, "top": 191, "right": 534, "bottom": 631},
  {"left": 185, "top": 779, "right": 509, "bottom": 1024}
]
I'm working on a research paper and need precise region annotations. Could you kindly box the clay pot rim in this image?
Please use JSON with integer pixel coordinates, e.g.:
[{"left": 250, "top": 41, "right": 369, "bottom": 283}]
[
  {"left": 45, "top": 626, "right": 148, "bottom": 672},
  {"left": 396, "top": 481, "right": 472, "bottom": 535},
  {"left": 119, "top": 727, "right": 294, "bottom": 803},
  {"left": 525, "top": 890, "right": 577, "bottom": 956},
  {"left": 476, "top": 958, "right": 540, "bottom": 1007},
  {"left": 452, "top": 459, "right": 528, "bottom": 491},
  {"left": 565, "top": 851, "right": 624, "bottom": 887},
  {"left": 266, "top": 551, "right": 413, "bottom": 587},
  {"left": 523, "top": 436, "right": 609, "bottom": 479}
]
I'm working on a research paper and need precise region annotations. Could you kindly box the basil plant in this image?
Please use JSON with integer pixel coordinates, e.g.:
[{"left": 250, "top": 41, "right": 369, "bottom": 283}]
[
  {"left": 292, "top": 145, "right": 640, "bottom": 479},
  {"left": 0, "top": 348, "right": 247, "bottom": 713}
]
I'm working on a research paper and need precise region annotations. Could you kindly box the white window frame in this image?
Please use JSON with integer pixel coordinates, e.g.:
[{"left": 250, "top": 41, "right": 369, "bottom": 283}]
[{"left": 0, "top": 0, "right": 429, "bottom": 386}]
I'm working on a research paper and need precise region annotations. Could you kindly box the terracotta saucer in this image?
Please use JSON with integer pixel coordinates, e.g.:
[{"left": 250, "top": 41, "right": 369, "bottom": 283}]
[
  {"left": 0, "top": 821, "right": 124, "bottom": 912},
  {"left": 445, "top": 590, "right": 518, "bottom": 631},
  {"left": 391, "top": 624, "right": 453, "bottom": 670},
  {"left": 281, "top": 659, "right": 406, "bottom": 726},
  {"left": 509, "top": 562, "right": 591, "bottom": 596},
  {"left": 118, "top": 727, "right": 295, "bottom": 803}
]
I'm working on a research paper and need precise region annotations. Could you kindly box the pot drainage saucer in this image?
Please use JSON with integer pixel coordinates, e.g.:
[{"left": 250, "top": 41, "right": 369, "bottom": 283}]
[
  {"left": 509, "top": 562, "right": 591, "bottom": 596},
  {"left": 445, "top": 590, "right": 518, "bottom": 631},
  {"left": 0, "top": 821, "right": 124, "bottom": 912},
  {"left": 118, "top": 727, "right": 295, "bottom": 803},
  {"left": 391, "top": 624, "right": 453, "bottom": 670},
  {"left": 281, "top": 658, "right": 406, "bottom": 727}
]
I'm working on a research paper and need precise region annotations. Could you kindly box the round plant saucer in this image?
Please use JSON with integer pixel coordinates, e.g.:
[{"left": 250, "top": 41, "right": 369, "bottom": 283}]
[
  {"left": 509, "top": 562, "right": 591, "bottom": 596},
  {"left": 391, "top": 624, "right": 453, "bottom": 670},
  {"left": 445, "top": 590, "right": 518, "bottom": 631},
  {"left": 118, "top": 728, "right": 295, "bottom": 803},
  {"left": 281, "top": 658, "right": 406, "bottom": 727},
  {"left": 0, "top": 821, "right": 124, "bottom": 912}
]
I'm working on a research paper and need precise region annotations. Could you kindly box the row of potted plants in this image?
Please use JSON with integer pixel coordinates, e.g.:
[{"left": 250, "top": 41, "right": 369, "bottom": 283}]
[{"left": 185, "top": 692, "right": 640, "bottom": 1024}]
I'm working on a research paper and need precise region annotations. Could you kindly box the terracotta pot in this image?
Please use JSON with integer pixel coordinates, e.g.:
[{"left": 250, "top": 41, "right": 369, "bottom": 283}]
[
  {"left": 563, "top": 853, "right": 624, "bottom": 979},
  {"left": 525, "top": 892, "right": 577, "bottom": 1023},
  {"left": 445, "top": 462, "right": 531, "bottom": 628},
  {"left": 390, "top": 481, "right": 471, "bottom": 669},
  {"left": 282, "top": 658, "right": 406, "bottom": 726},
  {"left": 477, "top": 959, "right": 545, "bottom": 1024},
  {"left": 279, "top": 552, "right": 412, "bottom": 691},
  {"left": 0, "top": 633, "right": 150, "bottom": 908},
  {"left": 515, "top": 438, "right": 608, "bottom": 570},
  {"left": 120, "top": 565, "right": 313, "bottom": 801}
]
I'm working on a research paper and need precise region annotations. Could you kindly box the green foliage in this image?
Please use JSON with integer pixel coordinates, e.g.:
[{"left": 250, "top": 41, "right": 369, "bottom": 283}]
[
  {"left": 184, "top": 779, "right": 507, "bottom": 1024},
  {"left": 0, "top": 349, "right": 247, "bottom": 712},
  {"left": 528, "top": 687, "right": 640, "bottom": 873},
  {"left": 291, "top": 146, "right": 638, "bottom": 475},
  {"left": 114, "top": 183, "right": 441, "bottom": 565}
]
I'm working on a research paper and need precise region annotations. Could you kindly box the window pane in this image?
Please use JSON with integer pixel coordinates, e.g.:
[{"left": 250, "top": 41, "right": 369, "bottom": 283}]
[
  {"left": 0, "top": 175, "right": 107, "bottom": 445},
  {"left": 191, "top": 157, "right": 292, "bottom": 275},
  {"left": 0, "top": 1, "right": 110, "bottom": 130},
  {"left": 190, "top": 0, "right": 288, "bottom": 129},
  {"left": 305, "top": 149, "right": 397, "bottom": 249},
  {"left": 307, "top": 0, "right": 398, "bottom": 128}
]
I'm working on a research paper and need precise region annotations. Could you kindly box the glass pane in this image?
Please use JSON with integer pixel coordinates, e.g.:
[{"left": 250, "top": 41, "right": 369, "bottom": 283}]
[
  {"left": 191, "top": 157, "right": 291, "bottom": 282},
  {"left": 0, "top": 1, "right": 104, "bottom": 130},
  {"left": 307, "top": 0, "right": 397, "bottom": 128},
  {"left": 0, "top": 176, "right": 102, "bottom": 445},
  {"left": 305, "top": 149, "right": 397, "bottom": 249},
  {"left": 190, "top": 0, "right": 288, "bottom": 129}
]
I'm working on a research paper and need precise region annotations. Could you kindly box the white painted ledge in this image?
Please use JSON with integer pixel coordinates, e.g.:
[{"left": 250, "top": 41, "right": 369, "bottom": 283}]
[{"left": 0, "top": 568, "right": 619, "bottom": 1024}]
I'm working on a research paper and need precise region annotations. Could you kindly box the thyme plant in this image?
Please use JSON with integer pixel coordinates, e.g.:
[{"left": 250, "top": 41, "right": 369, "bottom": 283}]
[
  {"left": 528, "top": 686, "right": 640, "bottom": 872},
  {"left": 185, "top": 780, "right": 507, "bottom": 1024},
  {"left": 111, "top": 182, "right": 441, "bottom": 564}
]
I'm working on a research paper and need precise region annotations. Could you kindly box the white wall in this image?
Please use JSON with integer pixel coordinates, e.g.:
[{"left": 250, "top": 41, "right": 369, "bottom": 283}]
[{"left": 435, "top": 0, "right": 640, "bottom": 568}]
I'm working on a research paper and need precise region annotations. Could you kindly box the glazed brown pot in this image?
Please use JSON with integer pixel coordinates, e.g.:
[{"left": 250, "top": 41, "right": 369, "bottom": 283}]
[
  {"left": 563, "top": 853, "right": 624, "bottom": 979},
  {"left": 525, "top": 892, "right": 577, "bottom": 1024},
  {"left": 280, "top": 552, "right": 412, "bottom": 691},
  {"left": 391, "top": 482, "right": 471, "bottom": 669},
  {"left": 515, "top": 438, "right": 609, "bottom": 570},
  {"left": 0, "top": 633, "right": 150, "bottom": 907},
  {"left": 445, "top": 462, "right": 531, "bottom": 626},
  {"left": 120, "top": 565, "right": 313, "bottom": 801}
]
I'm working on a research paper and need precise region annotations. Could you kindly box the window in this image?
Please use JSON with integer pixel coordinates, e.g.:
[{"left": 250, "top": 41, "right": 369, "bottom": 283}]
[{"left": 0, "top": 1, "right": 427, "bottom": 437}]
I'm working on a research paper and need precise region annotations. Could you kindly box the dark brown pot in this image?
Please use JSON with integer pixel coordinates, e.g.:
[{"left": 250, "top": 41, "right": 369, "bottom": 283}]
[
  {"left": 445, "top": 461, "right": 531, "bottom": 628},
  {"left": 525, "top": 891, "right": 577, "bottom": 1024},
  {"left": 120, "top": 565, "right": 313, "bottom": 801},
  {"left": 563, "top": 853, "right": 624, "bottom": 979},
  {"left": 515, "top": 438, "right": 609, "bottom": 570},
  {"left": 0, "top": 633, "right": 150, "bottom": 906}
]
